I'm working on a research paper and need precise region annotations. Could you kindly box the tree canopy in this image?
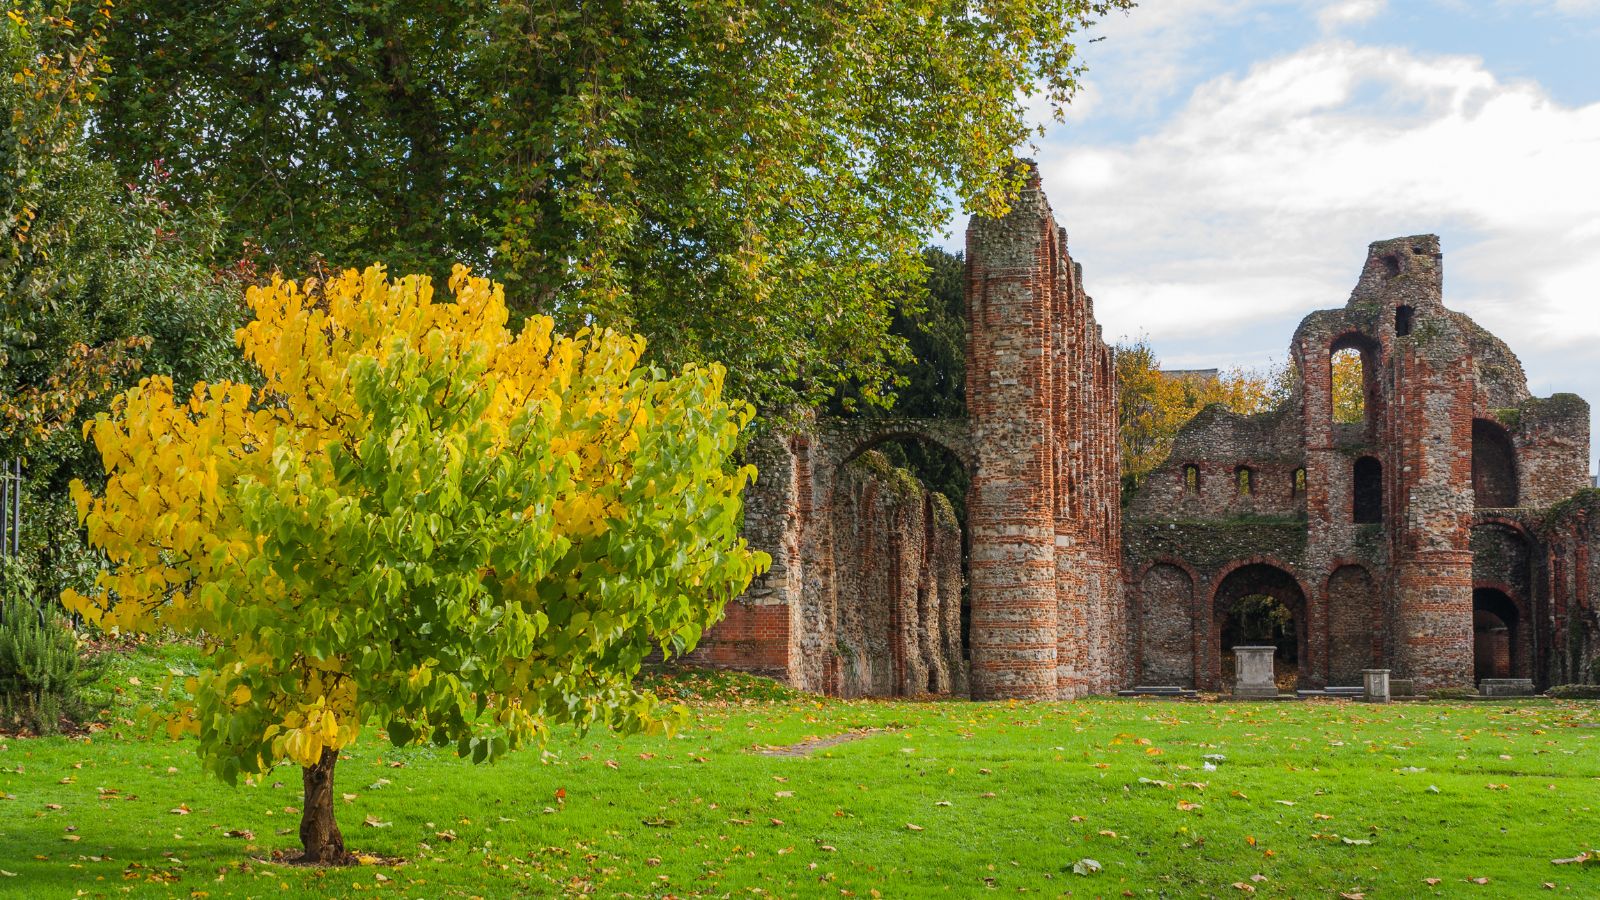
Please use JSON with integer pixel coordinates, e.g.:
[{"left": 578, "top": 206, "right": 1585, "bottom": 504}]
[
  {"left": 1114, "top": 339, "right": 1296, "bottom": 496},
  {"left": 91, "top": 0, "right": 1132, "bottom": 412},
  {"left": 2, "top": 2, "right": 252, "bottom": 601},
  {"left": 65, "top": 265, "right": 767, "bottom": 862}
]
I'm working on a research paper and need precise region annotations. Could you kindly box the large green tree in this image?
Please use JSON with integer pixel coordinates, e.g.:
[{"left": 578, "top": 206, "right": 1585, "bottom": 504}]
[
  {"left": 91, "top": 0, "right": 1131, "bottom": 411},
  {"left": 2, "top": 2, "right": 250, "bottom": 599}
]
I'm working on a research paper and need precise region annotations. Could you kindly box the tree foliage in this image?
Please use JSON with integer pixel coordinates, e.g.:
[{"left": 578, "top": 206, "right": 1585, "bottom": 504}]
[
  {"left": 91, "top": 0, "right": 1131, "bottom": 411},
  {"left": 2, "top": 2, "right": 254, "bottom": 605},
  {"left": 1330, "top": 347, "right": 1365, "bottom": 425},
  {"left": 1114, "top": 339, "right": 1296, "bottom": 495},
  {"left": 64, "top": 265, "right": 767, "bottom": 861}
]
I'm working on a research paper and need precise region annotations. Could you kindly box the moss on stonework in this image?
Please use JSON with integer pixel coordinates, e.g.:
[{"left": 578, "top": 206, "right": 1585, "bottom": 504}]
[
  {"left": 1124, "top": 521, "right": 1310, "bottom": 572},
  {"left": 1491, "top": 407, "right": 1522, "bottom": 430},
  {"left": 929, "top": 491, "right": 958, "bottom": 528},
  {"left": 1521, "top": 393, "right": 1590, "bottom": 422},
  {"left": 847, "top": 450, "right": 925, "bottom": 499},
  {"left": 1542, "top": 488, "right": 1600, "bottom": 534}
]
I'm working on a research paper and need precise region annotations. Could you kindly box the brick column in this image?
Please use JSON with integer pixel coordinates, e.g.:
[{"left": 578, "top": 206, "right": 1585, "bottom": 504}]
[{"left": 965, "top": 168, "right": 1061, "bottom": 700}]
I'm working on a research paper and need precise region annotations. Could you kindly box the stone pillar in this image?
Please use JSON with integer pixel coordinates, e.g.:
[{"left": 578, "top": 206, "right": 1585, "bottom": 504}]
[
  {"left": 1231, "top": 646, "right": 1279, "bottom": 699},
  {"left": 1361, "top": 668, "right": 1391, "bottom": 703},
  {"left": 965, "top": 165, "right": 1061, "bottom": 700}
]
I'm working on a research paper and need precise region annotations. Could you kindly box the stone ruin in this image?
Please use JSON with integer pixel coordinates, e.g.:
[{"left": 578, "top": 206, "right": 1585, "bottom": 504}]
[{"left": 688, "top": 165, "right": 1600, "bottom": 699}]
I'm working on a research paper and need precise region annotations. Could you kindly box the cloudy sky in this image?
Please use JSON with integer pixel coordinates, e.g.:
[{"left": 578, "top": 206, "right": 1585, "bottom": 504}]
[{"left": 945, "top": 0, "right": 1599, "bottom": 474}]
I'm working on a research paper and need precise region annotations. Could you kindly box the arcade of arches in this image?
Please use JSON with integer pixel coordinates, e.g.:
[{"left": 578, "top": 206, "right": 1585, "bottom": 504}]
[{"left": 691, "top": 170, "right": 1600, "bottom": 699}]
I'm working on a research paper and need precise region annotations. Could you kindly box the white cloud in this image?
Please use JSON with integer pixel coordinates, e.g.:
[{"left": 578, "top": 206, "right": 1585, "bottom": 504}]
[
  {"left": 1036, "top": 40, "right": 1600, "bottom": 466},
  {"left": 1317, "top": 0, "right": 1386, "bottom": 32}
]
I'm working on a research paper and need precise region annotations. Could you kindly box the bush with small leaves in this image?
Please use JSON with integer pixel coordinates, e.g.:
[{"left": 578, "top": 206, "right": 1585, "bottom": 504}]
[{"left": 0, "top": 560, "right": 103, "bottom": 734}]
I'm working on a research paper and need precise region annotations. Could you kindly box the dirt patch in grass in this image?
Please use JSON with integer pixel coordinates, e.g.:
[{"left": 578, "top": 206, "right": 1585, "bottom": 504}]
[{"left": 754, "top": 727, "right": 889, "bottom": 757}]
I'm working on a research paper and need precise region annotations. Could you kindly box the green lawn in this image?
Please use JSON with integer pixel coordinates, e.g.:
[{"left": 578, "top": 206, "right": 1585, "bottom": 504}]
[{"left": 2, "top": 646, "right": 1598, "bottom": 899}]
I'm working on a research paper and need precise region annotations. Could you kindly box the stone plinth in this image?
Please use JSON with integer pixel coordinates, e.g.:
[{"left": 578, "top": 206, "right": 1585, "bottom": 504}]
[
  {"left": 1231, "top": 646, "right": 1279, "bottom": 699},
  {"left": 1478, "top": 678, "right": 1536, "bottom": 697},
  {"left": 1361, "top": 669, "right": 1391, "bottom": 703}
]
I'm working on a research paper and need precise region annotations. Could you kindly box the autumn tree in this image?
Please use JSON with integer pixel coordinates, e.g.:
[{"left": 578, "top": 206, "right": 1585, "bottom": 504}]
[
  {"left": 1114, "top": 339, "right": 1296, "bottom": 496},
  {"left": 91, "top": 0, "right": 1132, "bottom": 411},
  {"left": 65, "top": 266, "right": 767, "bottom": 863},
  {"left": 1330, "top": 347, "right": 1365, "bottom": 424}
]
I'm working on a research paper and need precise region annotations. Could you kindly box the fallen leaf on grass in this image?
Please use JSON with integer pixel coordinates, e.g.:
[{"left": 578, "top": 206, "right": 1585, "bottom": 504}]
[
  {"left": 341, "top": 793, "right": 357, "bottom": 802},
  {"left": 223, "top": 829, "right": 254, "bottom": 839},
  {"left": 169, "top": 806, "right": 190, "bottom": 816},
  {"left": 1177, "top": 801, "right": 1201, "bottom": 811},
  {"left": 1424, "top": 877, "right": 1442, "bottom": 885},
  {"left": 1071, "top": 858, "right": 1101, "bottom": 876},
  {"left": 1551, "top": 851, "right": 1597, "bottom": 866},
  {"left": 1339, "top": 893, "right": 1364, "bottom": 899},
  {"left": 362, "top": 816, "right": 391, "bottom": 829},
  {"left": 1340, "top": 837, "right": 1372, "bottom": 846},
  {"left": 1273, "top": 800, "right": 1295, "bottom": 807},
  {"left": 905, "top": 823, "right": 923, "bottom": 831},
  {"left": 1469, "top": 877, "right": 1490, "bottom": 884},
  {"left": 1231, "top": 883, "right": 1255, "bottom": 893}
]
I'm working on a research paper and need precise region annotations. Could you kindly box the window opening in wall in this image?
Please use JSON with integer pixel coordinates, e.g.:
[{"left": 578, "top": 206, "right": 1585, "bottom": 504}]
[
  {"left": 1353, "top": 456, "right": 1383, "bottom": 523},
  {"left": 1330, "top": 346, "right": 1365, "bottom": 425},
  {"left": 1292, "top": 467, "right": 1307, "bottom": 498},
  {"left": 1183, "top": 464, "right": 1199, "bottom": 494},
  {"left": 1235, "top": 466, "right": 1253, "bottom": 496},
  {"left": 1472, "top": 588, "right": 1521, "bottom": 681},
  {"left": 1471, "top": 419, "right": 1519, "bottom": 508},
  {"left": 1381, "top": 254, "right": 1400, "bottom": 278},
  {"left": 1395, "top": 305, "right": 1415, "bottom": 337}
]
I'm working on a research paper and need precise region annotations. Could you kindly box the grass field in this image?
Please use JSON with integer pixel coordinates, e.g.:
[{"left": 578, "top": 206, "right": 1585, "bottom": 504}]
[{"left": 2, "top": 645, "right": 1598, "bottom": 899}]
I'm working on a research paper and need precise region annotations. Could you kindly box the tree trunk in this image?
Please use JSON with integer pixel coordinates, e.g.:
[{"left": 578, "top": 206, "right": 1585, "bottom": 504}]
[{"left": 299, "top": 747, "right": 354, "bottom": 864}]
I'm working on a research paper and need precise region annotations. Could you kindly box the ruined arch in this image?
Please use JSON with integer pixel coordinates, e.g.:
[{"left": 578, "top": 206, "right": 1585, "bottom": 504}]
[
  {"left": 821, "top": 423, "right": 973, "bottom": 699},
  {"left": 1471, "top": 419, "right": 1518, "bottom": 508},
  {"left": 1137, "top": 562, "right": 1195, "bottom": 687},
  {"left": 1329, "top": 332, "right": 1382, "bottom": 430},
  {"left": 1472, "top": 586, "right": 1526, "bottom": 681},
  {"left": 1208, "top": 562, "right": 1310, "bottom": 692}
]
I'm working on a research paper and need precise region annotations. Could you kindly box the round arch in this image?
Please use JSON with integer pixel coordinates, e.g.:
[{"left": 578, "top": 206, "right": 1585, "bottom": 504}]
[{"left": 1207, "top": 562, "right": 1310, "bottom": 693}]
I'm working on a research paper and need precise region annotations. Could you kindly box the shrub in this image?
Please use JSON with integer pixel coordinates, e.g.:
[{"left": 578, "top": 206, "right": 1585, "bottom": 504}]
[
  {"left": 1546, "top": 684, "right": 1600, "bottom": 700},
  {"left": 0, "top": 561, "right": 102, "bottom": 735}
]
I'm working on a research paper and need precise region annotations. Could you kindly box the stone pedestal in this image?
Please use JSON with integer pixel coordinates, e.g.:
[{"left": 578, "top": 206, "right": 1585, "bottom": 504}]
[
  {"left": 1361, "top": 669, "right": 1391, "bottom": 703},
  {"left": 1231, "top": 646, "right": 1279, "bottom": 699},
  {"left": 1478, "top": 678, "right": 1535, "bottom": 697}
]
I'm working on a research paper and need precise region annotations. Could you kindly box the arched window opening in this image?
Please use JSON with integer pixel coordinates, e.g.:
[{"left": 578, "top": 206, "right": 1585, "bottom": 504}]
[
  {"left": 1353, "top": 456, "right": 1383, "bottom": 524},
  {"left": 1236, "top": 466, "right": 1253, "bottom": 496},
  {"left": 1182, "top": 464, "right": 1200, "bottom": 495},
  {"left": 1472, "top": 588, "right": 1521, "bottom": 682},
  {"left": 1291, "top": 467, "right": 1307, "bottom": 499},
  {"left": 1395, "top": 305, "right": 1415, "bottom": 337},
  {"left": 1330, "top": 346, "right": 1366, "bottom": 425},
  {"left": 1472, "top": 419, "right": 1519, "bottom": 508}
]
